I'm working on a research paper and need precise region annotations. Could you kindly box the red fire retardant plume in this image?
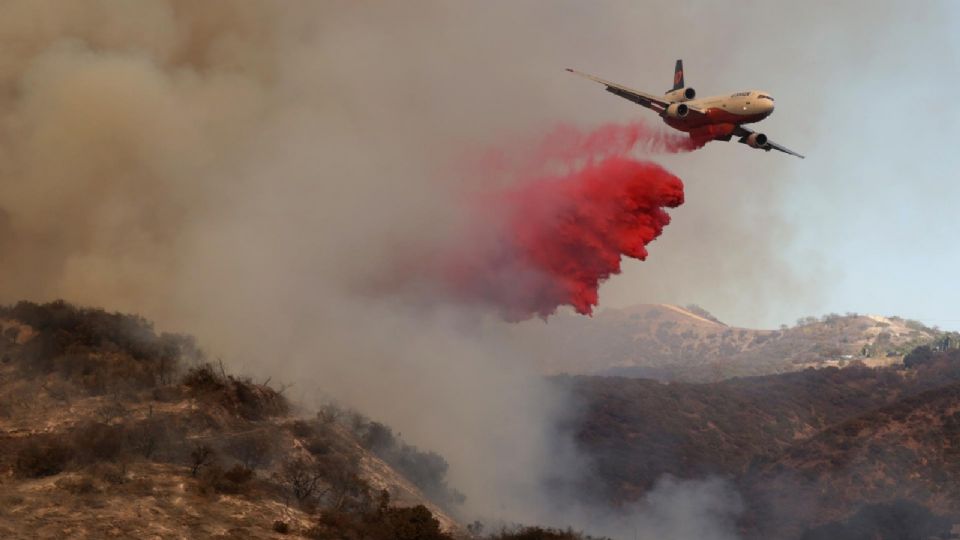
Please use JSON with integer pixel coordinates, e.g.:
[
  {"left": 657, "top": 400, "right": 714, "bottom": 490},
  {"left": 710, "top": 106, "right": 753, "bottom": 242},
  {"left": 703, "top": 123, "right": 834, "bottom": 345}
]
[{"left": 444, "top": 122, "right": 692, "bottom": 320}]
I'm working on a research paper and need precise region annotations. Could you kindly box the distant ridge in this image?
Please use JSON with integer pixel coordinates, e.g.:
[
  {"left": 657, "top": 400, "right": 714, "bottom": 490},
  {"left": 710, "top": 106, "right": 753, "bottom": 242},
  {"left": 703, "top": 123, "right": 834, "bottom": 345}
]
[
  {"left": 657, "top": 304, "right": 724, "bottom": 327},
  {"left": 528, "top": 304, "right": 959, "bottom": 382}
]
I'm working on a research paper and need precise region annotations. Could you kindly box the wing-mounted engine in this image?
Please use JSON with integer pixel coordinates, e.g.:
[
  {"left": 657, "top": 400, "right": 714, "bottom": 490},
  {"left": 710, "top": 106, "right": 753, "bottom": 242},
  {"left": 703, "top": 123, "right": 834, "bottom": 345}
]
[
  {"left": 665, "top": 103, "right": 689, "bottom": 119},
  {"left": 741, "top": 132, "right": 769, "bottom": 149},
  {"left": 664, "top": 87, "right": 696, "bottom": 102}
]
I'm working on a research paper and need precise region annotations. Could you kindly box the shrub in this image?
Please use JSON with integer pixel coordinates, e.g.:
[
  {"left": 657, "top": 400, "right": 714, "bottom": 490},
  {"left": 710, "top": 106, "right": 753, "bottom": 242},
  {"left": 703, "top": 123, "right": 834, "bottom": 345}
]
[
  {"left": 151, "top": 385, "right": 182, "bottom": 402},
  {"left": 318, "top": 403, "right": 343, "bottom": 425},
  {"left": 301, "top": 422, "right": 339, "bottom": 456},
  {"left": 182, "top": 364, "right": 225, "bottom": 393},
  {"left": 224, "top": 377, "right": 289, "bottom": 420},
  {"left": 183, "top": 364, "right": 288, "bottom": 420},
  {"left": 280, "top": 458, "right": 324, "bottom": 503},
  {"left": 190, "top": 444, "right": 215, "bottom": 477},
  {"left": 71, "top": 422, "right": 126, "bottom": 464},
  {"left": 304, "top": 435, "right": 334, "bottom": 456},
  {"left": 94, "top": 401, "right": 128, "bottom": 423},
  {"left": 357, "top": 420, "right": 464, "bottom": 507},
  {"left": 196, "top": 464, "right": 222, "bottom": 495},
  {"left": 311, "top": 504, "right": 453, "bottom": 540},
  {"left": 2, "top": 326, "right": 18, "bottom": 342},
  {"left": 290, "top": 420, "right": 316, "bottom": 438},
  {"left": 8, "top": 300, "right": 199, "bottom": 391},
  {"left": 56, "top": 474, "right": 99, "bottom": 495},
  {"left": 89, "top": 462, "right": 128, "bottom": 485},
  {"left": 223, "top": 464, "right": 254, "bottom": 486},
  {"left": 376, "top": 504, "right": 451, "bottom": 540},
  {"left": 225, "top": 430, "right": 278, "bottom": 470},
  {"left": 904, "top": 345, "right": 935, "bottom": 369},
  {"left": 272, "top": 520, "right": 290, "bottom": 534},
  {"left": 198, "top": 464, "right": 254, "bottom": 495},
  {"left": 127, "top": 415, "right": 177, "bottom": 460},
  {"left": 487, "top": 527, "right": 608, "bottom": 540},
  {"left": 15, "top": 436, "right": 73, "bottom": 478},
  {"left": 316, "top": 453, "right": 370, "bottom": 511}
]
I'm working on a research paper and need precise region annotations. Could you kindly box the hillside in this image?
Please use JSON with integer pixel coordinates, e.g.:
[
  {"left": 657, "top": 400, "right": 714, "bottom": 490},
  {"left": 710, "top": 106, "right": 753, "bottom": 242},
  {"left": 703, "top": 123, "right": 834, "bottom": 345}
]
[
  {"left": 531, "top": 304, "right": 956, "bottom": 381},
  {"left": 7, "top": 299, "right": 960, "bottom": 539},
  {"left": 743, "top": 381, "right": 960, "bottom": 537},
  {"left": 0, "top": 301, "right": 472, "bottom": 539},
  {"left": 564, "top": 348, "right": 960, "bottom": 538}
]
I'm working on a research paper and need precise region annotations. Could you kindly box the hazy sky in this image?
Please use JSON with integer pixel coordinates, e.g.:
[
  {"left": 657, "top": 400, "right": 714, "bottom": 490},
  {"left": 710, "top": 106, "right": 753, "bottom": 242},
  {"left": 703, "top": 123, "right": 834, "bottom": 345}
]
[
  {"left": 776, "top": 2, "right": 960, "bottom": 331},
  {"left": 2, "top": 0, "right": 958, "bottom": 333},
  {"left": 576, "top": 1, "right": 960, "bottom": 330}
]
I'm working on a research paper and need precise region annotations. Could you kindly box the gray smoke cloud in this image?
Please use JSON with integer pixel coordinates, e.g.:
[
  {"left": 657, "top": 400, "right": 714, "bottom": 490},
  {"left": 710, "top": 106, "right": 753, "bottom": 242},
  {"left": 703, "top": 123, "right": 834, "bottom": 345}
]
[
  {"left": 0, "top": 1, "right": 944, "bottom": 537},
  {"left": 0, "top": 0, "right": 827, "bottom": 326}
]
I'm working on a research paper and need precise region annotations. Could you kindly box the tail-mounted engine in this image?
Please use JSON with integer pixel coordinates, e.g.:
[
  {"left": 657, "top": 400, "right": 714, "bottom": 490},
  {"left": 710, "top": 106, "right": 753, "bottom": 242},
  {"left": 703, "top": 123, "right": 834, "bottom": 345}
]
[{"left": 664, "top": 87, "right": 696, "bottom": 102}]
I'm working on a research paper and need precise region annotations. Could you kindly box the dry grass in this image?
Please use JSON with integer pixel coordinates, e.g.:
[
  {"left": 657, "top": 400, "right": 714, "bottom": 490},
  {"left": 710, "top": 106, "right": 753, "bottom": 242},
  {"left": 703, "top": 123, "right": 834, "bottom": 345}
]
[
  {"left": 0, "top": 302, "right": 463, "bottom": 538},
  {"left": 0, "top": 462, "right": 314, "bottom": 539}
]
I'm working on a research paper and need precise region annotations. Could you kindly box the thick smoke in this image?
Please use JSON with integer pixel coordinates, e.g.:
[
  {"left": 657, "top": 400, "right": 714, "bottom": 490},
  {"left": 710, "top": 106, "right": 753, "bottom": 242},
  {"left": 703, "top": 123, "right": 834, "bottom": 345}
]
[
  {"left": 587, "top": 477, "right": 744, "bottom": 540},
  {"left": 0, "top": 1, "right": 855, "bottom": 537}
]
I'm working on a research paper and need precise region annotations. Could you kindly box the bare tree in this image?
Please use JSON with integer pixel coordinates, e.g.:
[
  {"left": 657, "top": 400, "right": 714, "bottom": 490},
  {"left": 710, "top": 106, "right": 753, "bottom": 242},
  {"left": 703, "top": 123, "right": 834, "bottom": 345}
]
[
  {"left": 318, "top": 403, "right": 342, "bottom": 425},
  {"left": 95, "top": 401, "right": 127, "bottom": 424},
  {"left": 190, "top": 444, "right": 214, "bottom": 477},
  {"left": 317, "top": 454, "right": 369, "bottom": 511},
  {"left": 279, "top": 458, "right": 326, "bottom": 503},
  {"left": 129, "top": 415, "right": 168, "bottom": 459},
  {"left": 226, "top": 430, "right": 276, "bottom": 470}
]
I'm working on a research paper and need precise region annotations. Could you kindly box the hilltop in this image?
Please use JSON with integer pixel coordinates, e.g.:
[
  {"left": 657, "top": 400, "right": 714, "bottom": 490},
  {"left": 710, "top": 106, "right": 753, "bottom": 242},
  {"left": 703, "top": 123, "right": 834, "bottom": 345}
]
[{"left": 530, "top": 304, "right": 956, "bottom": 381}]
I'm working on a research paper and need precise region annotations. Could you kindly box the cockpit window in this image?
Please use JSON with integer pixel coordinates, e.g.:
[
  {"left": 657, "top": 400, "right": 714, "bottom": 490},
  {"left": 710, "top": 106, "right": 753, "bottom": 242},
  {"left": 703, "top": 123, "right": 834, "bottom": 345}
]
[{"left": 758, "top": 94, "right": 774, "bottom": 101}]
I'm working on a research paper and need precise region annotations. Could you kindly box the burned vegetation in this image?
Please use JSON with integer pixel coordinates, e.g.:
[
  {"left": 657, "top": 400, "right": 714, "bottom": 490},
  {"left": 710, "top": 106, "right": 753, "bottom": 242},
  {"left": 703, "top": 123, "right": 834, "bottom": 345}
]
[
  {"left": 564, "top": 346, "right": 960, "bottom": 538},
  {"left": 0, "top": 300, "right": 470, "bottom": 539}
]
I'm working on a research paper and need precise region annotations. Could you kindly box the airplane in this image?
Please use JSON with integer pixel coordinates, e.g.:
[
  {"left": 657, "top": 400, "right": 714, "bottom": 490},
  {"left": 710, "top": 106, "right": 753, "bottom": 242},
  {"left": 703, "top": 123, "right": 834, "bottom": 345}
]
[{"left": 566, "top": 60, "right": 804, "bottom": 158}]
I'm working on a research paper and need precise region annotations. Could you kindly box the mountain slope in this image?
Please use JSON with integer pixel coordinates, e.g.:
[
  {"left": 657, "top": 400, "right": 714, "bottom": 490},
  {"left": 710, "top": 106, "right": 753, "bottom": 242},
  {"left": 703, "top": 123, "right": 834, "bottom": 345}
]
[
  {"left": 564, "top": 349, "right": 960, "bottom": 537},
  {"left": 0, "top": 301, "right": 461, "bottom": 539},
  {"left": 743, "top": 381, "right": 960, "bottom": 536}
]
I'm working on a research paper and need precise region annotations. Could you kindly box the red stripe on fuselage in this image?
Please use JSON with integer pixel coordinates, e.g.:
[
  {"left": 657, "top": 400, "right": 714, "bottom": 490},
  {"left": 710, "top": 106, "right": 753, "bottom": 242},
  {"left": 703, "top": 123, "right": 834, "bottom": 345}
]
[{"left": 664, "top": 108, "right": 770, "bottom": 133}]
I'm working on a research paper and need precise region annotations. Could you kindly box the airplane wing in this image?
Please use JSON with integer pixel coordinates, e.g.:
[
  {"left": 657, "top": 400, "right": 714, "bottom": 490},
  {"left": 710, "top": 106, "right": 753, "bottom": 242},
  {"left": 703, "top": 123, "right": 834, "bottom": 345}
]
[
  {"left": 734, "top": 125, "right": 805, "bottom": 159},
  {"left": 566, "top": 68, "right": 704, "bottom": 115}
]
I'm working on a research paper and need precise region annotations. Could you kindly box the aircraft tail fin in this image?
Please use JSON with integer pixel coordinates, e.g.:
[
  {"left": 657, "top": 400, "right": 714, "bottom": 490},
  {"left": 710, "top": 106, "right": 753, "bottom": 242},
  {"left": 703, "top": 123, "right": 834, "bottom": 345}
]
[{"left": 671, "top": 59, "right": 684, "bottom": 91}]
